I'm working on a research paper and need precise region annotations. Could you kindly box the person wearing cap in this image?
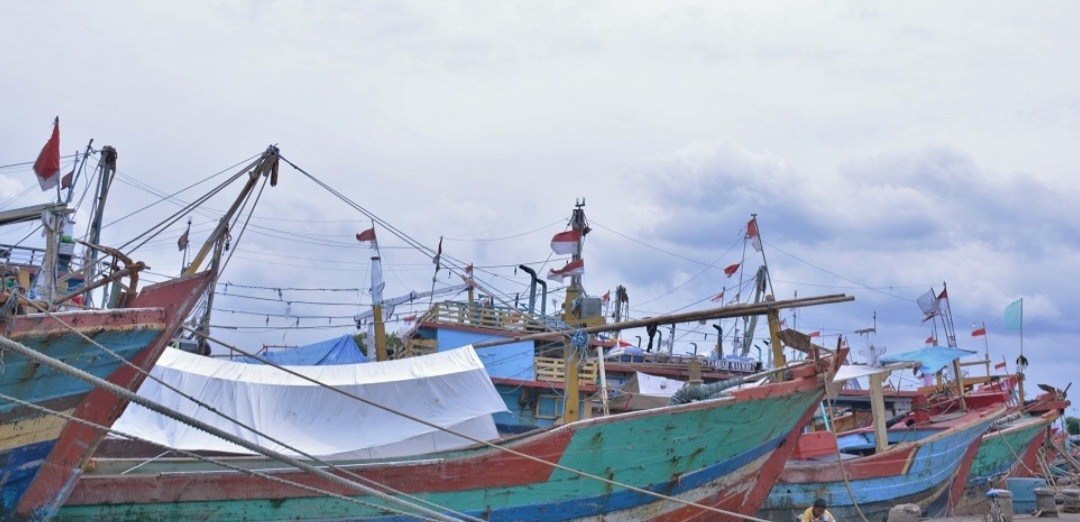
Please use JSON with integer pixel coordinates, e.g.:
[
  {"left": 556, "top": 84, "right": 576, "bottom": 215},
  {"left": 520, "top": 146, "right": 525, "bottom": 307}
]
[{"left": 799, "top": 498, "right": 834, "bottom": 522}]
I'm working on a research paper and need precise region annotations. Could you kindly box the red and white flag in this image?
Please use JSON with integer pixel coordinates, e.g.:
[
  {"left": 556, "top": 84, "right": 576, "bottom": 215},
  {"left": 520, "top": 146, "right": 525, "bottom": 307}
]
[
  {"left": 971, "top": 327, "right": 986, "bottom": 337},
  {"left": 724, "top": 262, "right": 741, "bottom": 278},
  {"left": 60, "top": 169, "right": 74, "bottom": 190},
  {"left": 403, "top": 314, "right": 417, "bottom": 323},
  {"left": 925, "top": 335, "right": 935, "bottom": 345},
  {"left": 547, "top": 259, "right": 584, "bottom": 282},
  {"left": 356, "top": 227, "right": 376, "bottom": 243},
  {"left": 746, "top": 217, "right": 762, "bottom": 252},
  {"left": 994, "top": 357, "right": 1007, "bottom": 371},
  {"left": 618, "top": 339, "right": 632, "bottom": 347},
  {"left": 918, "top": 288, "right": 947, "bottom": 322},
  {"left": 550, "top": 229, "right": 581, "bottom": 255},
  {"left": 779, "top": 318, "right": 787, "bottom": 328},
  {"left": 601, "top": 291, "right": 610, "bottom": 303},
  {"left": 177, "top": 228, "right": 189, "bottom": 251},
  {"left": 33, "top": 117, "right": 61, "bottom": 191},
  {"left": 710, "top": 289, "right": 725, "bottom": 302},
  {"left": 808, "top": 330, "right": 821, "bottom": 338}
]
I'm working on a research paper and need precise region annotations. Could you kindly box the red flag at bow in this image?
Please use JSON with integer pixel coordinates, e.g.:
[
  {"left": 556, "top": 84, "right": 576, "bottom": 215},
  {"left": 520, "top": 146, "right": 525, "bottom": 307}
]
[
  {"left": 34, "top": 117, "right": 61, "bottom": 191},
  {"left": 746, "top": 218, "right": 762, "bottom": 252},
  {"left": 547, "top": 259, "right": 584, "bottom": 282},
  {"left": 550, "top": 229, "right": 581, "bottom": 255},
  {"left": 971, "top": 327, "right": 986, "bottom": 337},
  {"left": 710, "top": 290, "right": 725, "bottom": 302},
  {"left": 723, "top": 262, "right": 741, "bottom": 277},
  {"left": 994, "top": 359, "right": 1007, "bottom": 371},
  {"left": 356, "top": 228, "right": 376, "bottom": 243}
]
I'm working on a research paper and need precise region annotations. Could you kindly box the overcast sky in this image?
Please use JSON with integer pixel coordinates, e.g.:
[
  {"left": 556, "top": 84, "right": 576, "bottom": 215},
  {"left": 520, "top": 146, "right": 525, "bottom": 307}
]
[{"left": 2, "top": 1, "right": 1078, "bottom": 409}]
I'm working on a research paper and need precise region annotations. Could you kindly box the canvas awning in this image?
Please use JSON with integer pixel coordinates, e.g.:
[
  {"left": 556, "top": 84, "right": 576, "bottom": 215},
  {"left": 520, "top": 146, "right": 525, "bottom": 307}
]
[{"left": 114, "top": 345, "right": 506, "bottom": 459}]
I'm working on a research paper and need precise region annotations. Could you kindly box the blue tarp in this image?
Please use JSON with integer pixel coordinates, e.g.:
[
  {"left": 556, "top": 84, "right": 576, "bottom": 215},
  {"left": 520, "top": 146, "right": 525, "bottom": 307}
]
[
  {"left": 880, "top": 345, "right": 976, "bottom": 375},
  {"left": 241, "top": 334, "right": 367, "bottom": 365}
]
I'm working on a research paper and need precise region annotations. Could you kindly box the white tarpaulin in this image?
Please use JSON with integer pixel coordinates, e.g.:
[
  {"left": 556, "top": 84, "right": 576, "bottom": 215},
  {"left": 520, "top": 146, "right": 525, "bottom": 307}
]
[
  {"left": 633, "top": 371, "right": 686, "bottom": 397},
  {"left": 114, "top": 345, "right": 507, "bottom": 459},
  {"left": 832, "top": 361, "right": 919, "bottom": 382}
]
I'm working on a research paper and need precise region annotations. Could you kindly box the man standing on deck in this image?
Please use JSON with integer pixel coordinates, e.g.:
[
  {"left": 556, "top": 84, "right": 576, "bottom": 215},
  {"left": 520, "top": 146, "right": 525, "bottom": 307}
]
[{"left": 800, "top": 498, "right": 835, "bottom": 522}]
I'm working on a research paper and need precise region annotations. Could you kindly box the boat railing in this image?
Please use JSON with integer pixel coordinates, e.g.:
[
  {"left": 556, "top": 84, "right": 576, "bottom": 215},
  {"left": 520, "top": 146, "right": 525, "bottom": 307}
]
[{"left": 419, "top": 300, "right": 550, "bottom": 334}]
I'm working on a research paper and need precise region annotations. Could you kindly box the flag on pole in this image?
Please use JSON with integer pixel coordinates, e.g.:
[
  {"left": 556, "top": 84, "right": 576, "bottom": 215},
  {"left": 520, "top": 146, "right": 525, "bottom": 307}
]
[
  {"left": 808, "top": 331, "right": 821, "bottom": 338},
  {"left": 971, "top": 327, "right": 986, "bottom": 337},
  {"left": 601, "top": 291, "right": 610, "bottom": 303},
  {"left": 779, "top": 318, "right": 787, "bottom": 328},
  {"left": 550, "top": 229, "right": 581, "bottom": 255},
  {"left": 746, "top": 217, "right": 762, "bottom": 252},
  {"left": 465, "top": 264, "right": 474, "bottom": 275},
  {"left": 547, "top": 259, "right": 584, "bottom": 282},
  {"left": 60, "top": 169, "right": 74, "bottom": 189},
  {"left": 433, "top": 237, "right": 443, "bottom": 269},
  {"left": 994, "top": 358, "right": 1007, "bottom": 371},
  {"left": 177, "top": 228, "right": 189, "bottom": 251},
  {"left": 355, "top": 228, "right": 376, "bottom": 243},
  {"left": 710, "top": 290, "right": 725, "bottom": 302},
  {"left": 724, "top": 262, "right": 741, "bottom": 277},
  {"left": 925, "top": 335, "right": 935, "bottom": 345},
  {"left": 33, "top": 117, "right": 61, "bottom": 191},
  {"left": 1004, "top": 299, "right": 1022, "bottom": 330},
  {"left": 917, "top": 288, "right": 944, "bottom": 322}
]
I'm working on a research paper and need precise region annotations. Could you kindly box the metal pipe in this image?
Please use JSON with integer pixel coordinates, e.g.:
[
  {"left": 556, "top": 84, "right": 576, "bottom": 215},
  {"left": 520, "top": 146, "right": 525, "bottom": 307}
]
[{"left": 518, "top": 265, "right": 538, "bottom": 313}]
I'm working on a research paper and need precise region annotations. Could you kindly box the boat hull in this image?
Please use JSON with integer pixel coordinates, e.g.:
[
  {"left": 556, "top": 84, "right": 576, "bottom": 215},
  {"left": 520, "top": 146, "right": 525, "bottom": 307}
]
[
  {"left": 758, "top": 406, "right": 1004, "bottom": 522},
  {"left": 59, "top": 369, "right": 828, "bottom": 522},
  {"left": 0, "top": 273, "right": 212, "bottom": 521},
  {"left": 953, "top": 412, "right": 1056, "bottom": 515}
]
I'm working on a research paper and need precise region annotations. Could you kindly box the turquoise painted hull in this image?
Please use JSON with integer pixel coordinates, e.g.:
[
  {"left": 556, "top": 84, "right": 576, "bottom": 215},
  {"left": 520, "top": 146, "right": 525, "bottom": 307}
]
[
  {"left": 0, "top": 315, "right": 166, "bottom": 518},
  {"left": 60, "top": 373, "right": 828, "bottom": 522}
]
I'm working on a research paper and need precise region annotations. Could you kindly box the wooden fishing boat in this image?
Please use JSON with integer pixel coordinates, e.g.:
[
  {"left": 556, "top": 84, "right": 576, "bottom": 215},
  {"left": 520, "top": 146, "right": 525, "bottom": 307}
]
[
  {"left": 0, "top": 272, "right": 212, "bottom": 521},
  {"left": 57, "top": 352, "right": 839, "bottom": 522},
  {"left": 757, "top": 346, "right": 1009, "bottom": 522},
  {"left": 949, "top": 379, "right": 1068, "bottom": 514}
]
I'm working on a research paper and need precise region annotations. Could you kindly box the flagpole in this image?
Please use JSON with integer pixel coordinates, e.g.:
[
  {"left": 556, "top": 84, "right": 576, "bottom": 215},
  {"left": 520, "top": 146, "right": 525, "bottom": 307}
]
[{"left": 981, "top": 321, "right": 990, "bottom": 376}]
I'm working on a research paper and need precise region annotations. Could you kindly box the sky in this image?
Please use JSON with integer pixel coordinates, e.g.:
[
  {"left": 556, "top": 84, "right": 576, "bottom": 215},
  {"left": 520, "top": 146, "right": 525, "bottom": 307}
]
[{"left": 2, "top": 1, "right": 1079, "bottom": 412}]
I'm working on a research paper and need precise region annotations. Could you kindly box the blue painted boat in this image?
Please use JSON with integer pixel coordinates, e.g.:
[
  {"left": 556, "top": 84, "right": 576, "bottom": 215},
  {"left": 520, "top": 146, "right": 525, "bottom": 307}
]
[{"left": 0, "top": 272, "right": 212, "bottom": 521}]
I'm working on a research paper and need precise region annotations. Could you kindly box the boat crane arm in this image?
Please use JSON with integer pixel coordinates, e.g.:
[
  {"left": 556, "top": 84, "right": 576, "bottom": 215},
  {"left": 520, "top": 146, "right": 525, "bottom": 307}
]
[{"left": 353, "top": 283, "right": 469, "bottom": 326}]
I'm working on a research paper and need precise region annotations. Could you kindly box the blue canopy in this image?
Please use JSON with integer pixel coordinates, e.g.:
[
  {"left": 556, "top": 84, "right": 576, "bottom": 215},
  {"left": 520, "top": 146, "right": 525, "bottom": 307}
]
[
  {"left": 880, "top": 346, "right": 976, "bottom": 375},
  {"left": 241, "top": 334, "right": 367, "bottom": 365}
]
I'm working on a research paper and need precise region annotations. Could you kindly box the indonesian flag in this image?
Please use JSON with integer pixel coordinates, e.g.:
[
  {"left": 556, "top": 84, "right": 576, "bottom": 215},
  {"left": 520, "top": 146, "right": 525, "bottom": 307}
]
[
  {"left": 550, "top": 229, "right": 581, "bottom": 255},
  {"left": 971, "top": 327, "right": 986, "bottom": 337},
  {"left": 808, "top": 331, "right": 821, "bottom": 338},
  {"left": 177, "top": 228, "right": 189, "bottom": 251},
  {"left": 547, "top": 259, "right": 584, "bottom": 282},
  {"left": 710, "top": 290, "right": 725, "bottom": 302},
  {"left": 779, "top": 318, "right": 787, "bottom": 328},
  {"left": 356, "top": 227, "right": 376, "bottom": 243},
  {"left": 724, "top": 262, "right": 741, "bottom": 277},
  {"left": 403, "top": 314, "right": 417, "bottom": 323},
  {"left": 34, "top": 117, "right": 61, "bottom": 191},
  {"left": 618, "top": 339, "right": 632, "bottom": 347},
  {"left": 465, "top": 264, "right": 474, "bottom": 274},
  {"left": 747, "top": 217, "right": 762, "bottom": 252},
  {"left": 601, "top": 291, "right": 610, "bottom": 303},
  {"left": 925, "top": 335, "right": 935, "bottom": 345},
  {"left": 994, "top": 359, "right": 1007, "bottom": 371}
]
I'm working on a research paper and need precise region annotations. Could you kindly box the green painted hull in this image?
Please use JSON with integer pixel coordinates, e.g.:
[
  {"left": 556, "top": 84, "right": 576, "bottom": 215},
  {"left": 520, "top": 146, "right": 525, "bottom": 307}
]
[{"left": 60, "top": 379, "right": 827, "bottom": 522}]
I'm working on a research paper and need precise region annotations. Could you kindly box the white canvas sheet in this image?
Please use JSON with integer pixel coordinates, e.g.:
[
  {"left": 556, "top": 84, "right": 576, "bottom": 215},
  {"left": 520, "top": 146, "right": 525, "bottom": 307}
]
[
  {"left": 114, "top": 345, "right": 507, "bottom": 459},
  {"left": 634, "top": 371, "right": 686, "bottom": 397},
  {"left": 832, "top": 361, "right": 918, "bottom": 382}
]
